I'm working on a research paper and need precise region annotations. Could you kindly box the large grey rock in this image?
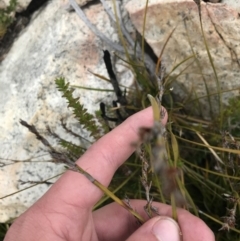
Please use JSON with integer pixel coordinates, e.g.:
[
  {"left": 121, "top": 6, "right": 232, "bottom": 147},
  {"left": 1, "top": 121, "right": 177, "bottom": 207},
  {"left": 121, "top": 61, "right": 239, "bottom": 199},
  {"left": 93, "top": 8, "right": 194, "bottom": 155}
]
[
  {"left": 0, "top": 0, "right": 133, "bottom": 222},
  {"left": 125, "top": 0, "right": 240, "bottom": 117}
]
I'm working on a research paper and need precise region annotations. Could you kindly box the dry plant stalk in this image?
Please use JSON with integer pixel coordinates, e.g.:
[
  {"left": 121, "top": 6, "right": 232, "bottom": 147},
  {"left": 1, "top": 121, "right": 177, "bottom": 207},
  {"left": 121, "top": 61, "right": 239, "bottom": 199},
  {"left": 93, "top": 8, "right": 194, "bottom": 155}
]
[
  {"left": 220, "top": 194, "right": 238, "bottom": 231},
  {"left": 139, "top": 148, "right": 159, "bottom": 218},
  {"left": 219, "top": 131, "right": 240, "bottom": 231}
]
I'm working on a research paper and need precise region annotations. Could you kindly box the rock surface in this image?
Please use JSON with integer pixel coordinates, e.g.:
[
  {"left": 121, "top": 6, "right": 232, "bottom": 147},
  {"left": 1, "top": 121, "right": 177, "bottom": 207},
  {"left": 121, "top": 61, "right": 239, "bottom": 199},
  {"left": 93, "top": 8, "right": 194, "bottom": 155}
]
[
  {"left": 0, "top": 0, "right": 133, "bottom": 222},
  {"left": 125, "top": 0, "right": 240, "bottom": 117},
  {"left": 222, "top": 0, "right": 240, "bottom": 12}
]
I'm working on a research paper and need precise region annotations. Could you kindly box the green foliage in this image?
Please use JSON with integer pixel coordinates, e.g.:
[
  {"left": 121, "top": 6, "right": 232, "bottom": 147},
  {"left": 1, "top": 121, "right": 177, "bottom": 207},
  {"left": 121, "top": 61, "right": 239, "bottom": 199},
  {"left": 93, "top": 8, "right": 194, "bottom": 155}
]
[
  {"left": 58, "top": 139, "right": 86, "bottom": 159},
  {"left": 0, "top": 0, "right": 17, "bottom": 35},
  {"left": 55, "top": 77, "right": 102, "bottom": 140},
  {"left": 0, "top": 223, "right": 9, "bottom": 240}
]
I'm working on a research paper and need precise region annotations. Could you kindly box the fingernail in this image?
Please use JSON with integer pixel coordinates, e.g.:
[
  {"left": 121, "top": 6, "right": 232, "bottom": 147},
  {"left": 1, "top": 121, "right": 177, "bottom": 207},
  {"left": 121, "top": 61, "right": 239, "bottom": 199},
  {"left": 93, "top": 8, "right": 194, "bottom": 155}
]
[{"left": 152, "top": 217, "right": 181, "bottom": 241}]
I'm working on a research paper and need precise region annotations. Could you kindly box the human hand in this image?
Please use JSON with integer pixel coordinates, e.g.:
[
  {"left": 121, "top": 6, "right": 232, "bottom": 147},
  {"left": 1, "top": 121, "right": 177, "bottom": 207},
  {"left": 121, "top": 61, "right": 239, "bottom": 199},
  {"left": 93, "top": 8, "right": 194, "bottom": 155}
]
[{"left": 4, "top": 107, "right": 214, "bottom": 241}]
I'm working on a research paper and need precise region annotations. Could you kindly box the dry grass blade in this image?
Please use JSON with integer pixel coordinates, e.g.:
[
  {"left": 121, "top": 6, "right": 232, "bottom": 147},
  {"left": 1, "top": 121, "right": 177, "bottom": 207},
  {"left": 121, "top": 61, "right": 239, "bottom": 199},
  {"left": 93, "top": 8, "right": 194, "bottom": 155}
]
[
  {"left": 195, "top": 131, "right": 224, "bottom": 165},
  {"left": 177, "top": 136, "right": 240, "bottom": 155},
  {"left": 155, "top": 27, "right": 176, "bottom": 74},
  {"left": 184, "top": 160, "right": 240, "bottom": 181},
  {"left": 141, "top": 0, "right": 149, "bottom": 63}
]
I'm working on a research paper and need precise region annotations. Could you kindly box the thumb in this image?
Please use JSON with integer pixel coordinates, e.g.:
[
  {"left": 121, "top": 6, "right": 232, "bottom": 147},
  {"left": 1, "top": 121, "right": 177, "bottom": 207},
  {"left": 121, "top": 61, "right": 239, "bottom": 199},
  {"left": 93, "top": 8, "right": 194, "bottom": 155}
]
[{"left": 126, "top": 216, "right": 181, "bottom": 241}]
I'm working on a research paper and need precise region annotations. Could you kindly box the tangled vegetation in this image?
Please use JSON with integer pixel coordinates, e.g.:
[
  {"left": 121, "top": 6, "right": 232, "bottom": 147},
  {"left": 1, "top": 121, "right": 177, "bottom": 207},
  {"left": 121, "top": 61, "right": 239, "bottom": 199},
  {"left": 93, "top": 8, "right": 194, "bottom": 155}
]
[{"left": 1, "top": 0, "right": 240, "bottom": 240}]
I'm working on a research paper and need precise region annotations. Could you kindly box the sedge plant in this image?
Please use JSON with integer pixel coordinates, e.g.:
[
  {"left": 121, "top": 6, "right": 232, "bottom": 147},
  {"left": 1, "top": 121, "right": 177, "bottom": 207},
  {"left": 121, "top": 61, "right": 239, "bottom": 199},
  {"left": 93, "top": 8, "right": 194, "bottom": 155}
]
[{"left": 1, "top": 1, "right": 240, "bottom": 240}]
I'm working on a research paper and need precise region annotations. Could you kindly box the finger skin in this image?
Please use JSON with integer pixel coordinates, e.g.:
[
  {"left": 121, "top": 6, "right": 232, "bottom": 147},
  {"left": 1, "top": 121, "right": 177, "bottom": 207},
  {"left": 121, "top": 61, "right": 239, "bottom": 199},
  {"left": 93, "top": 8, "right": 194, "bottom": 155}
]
[
  {"left": 35, "top": 106, "right": 167, "bottom": 211},
  {"left": 93, "top": 200, "right": 215, "bottom": 241},
  {"left": 4, "top": 107, "right": 167, "bottom": 241},
  {"left": 125, "top": 216, "right": 180, "bottom": 241},
  {"left": 125, "top": 217, "right": 170, "bottom": 241}
]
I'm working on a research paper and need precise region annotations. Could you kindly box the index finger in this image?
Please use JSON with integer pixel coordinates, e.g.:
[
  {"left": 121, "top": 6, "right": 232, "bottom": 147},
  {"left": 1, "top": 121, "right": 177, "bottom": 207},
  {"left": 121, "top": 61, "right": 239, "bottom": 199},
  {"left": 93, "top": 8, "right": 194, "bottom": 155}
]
[{"left": 38, "top": 107, "right": 167, "bottom": 209}]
